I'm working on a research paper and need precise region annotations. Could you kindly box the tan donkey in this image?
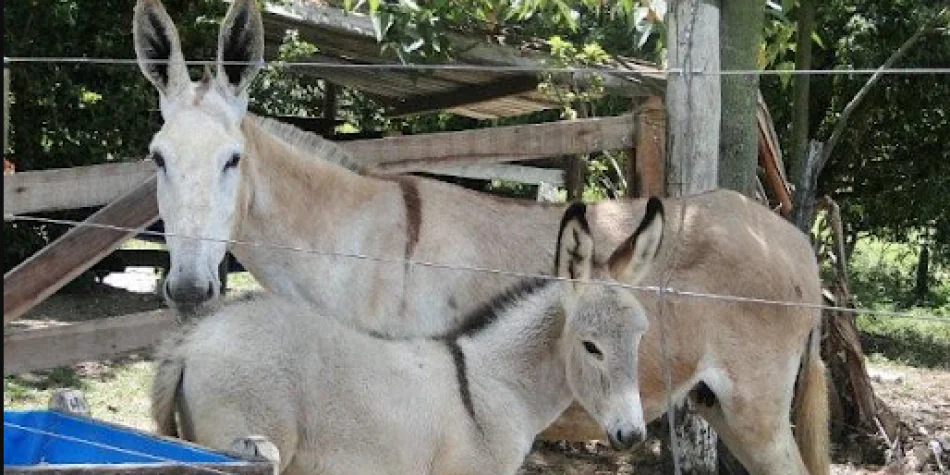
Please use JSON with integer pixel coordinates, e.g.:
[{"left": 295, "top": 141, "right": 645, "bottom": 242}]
[{"left": 134, "top": 0, "right": 830, "bottom": 473}]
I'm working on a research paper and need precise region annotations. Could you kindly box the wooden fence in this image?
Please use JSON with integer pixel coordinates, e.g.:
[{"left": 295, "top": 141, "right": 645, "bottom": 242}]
[{"left": 3, "top": 109, "right": 662, "bottom": 376}]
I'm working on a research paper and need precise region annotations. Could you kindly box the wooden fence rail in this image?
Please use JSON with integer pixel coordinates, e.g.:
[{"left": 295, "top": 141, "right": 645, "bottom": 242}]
[{"left": 3, "top": 114, "right": 634, "bottom": 215}]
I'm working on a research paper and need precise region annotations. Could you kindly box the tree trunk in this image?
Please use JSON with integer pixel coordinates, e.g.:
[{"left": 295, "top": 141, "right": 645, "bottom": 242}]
[
  {"left": 664, "top": 0, "right": 721, "bottom": 473},
  {"left": 915, "top": 244, "right": 930, "bottom": 302},
  {"left": 789, "top": 0, "right": 815, "bottom": 231},
  {"left": 716, "top": 2, "right": 763, "bottom": 472},
  {"left": 718, "top": 0, "right": 763, "bottom": 197}
]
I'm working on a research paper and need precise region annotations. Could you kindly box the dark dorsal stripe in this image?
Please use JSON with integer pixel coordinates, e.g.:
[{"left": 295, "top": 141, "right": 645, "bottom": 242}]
[{"left": 441, "top": 278, "right": 550, "bottom": 341}]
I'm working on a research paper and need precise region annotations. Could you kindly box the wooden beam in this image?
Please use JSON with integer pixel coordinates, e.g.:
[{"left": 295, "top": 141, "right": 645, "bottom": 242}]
[
  {"left": 350, "top": 114, "right": 637, "bottom": 173},
  {"left": 3, "top": 161, "right": 154, "bottom": 215},
  {"left": 2, "top": 115, "right": 631, "bottom": 215},
  {"left": 3, "top": 176, "right": 160, "bottom": 325},
  {"left": 419, "top": 163, "right": 564, "bottom": 185},
  {"left": 4, "top": 66, "right": 9, "bottom": 154},
  {"left": 4, "top": 309, "right": 175, "bottom": 375},
  {"left": 631, "top": 96, "right": 667, "bottom": 198},
  {"left": 387, "top": 76, "right": 540, "bottom": 117}
]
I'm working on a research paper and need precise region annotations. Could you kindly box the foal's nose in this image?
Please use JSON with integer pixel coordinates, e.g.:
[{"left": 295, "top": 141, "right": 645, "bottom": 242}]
[{"left": 607, "top": 425, "right": 645, "bottom": 451}]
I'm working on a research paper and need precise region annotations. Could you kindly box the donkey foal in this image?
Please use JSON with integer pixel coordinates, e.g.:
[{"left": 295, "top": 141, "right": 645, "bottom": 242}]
[{"left": 152, "top": 200, "right": 665, "bottom": 475}]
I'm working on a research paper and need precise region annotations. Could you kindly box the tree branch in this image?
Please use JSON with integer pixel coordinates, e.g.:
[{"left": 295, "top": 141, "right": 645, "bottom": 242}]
[{"left": 816, "top": 7, "right": 948, "bottom": 176}]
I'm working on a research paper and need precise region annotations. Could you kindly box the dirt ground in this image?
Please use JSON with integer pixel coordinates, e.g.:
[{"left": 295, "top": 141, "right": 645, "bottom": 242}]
[{"left": 5, "top": 278, "right": 949, "bottom": 474}]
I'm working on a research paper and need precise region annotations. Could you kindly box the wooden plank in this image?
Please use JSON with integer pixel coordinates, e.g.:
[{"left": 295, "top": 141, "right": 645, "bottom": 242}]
[
  {"left": 3, "top": 114, "right": 632, "bottom": 214},
  {"left": 631, "top": 96, "right": 666, "bottom": 198},
  {"left": 349, "top": 114, "right": 637, "bottom": 174},
  {"left": 3, "top": 161, "right": 155, "bottom": 215},
  {"left": 388, "top": 76, "right": 540, "bottom": 117},
  {"left": 3, "top": 176, "right": 160, "bottom": 325},
  {"left": 4, "top": 66, "right": 9, "bottom": 154},
  {"left": 419, "top": 163, "right": 564, "bottom": 185},
  {"left": 3, "top": 309, "right": 174, "bottom": 375}
]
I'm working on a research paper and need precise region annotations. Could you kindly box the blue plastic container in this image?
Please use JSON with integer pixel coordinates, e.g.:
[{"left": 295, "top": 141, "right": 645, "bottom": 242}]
[{"left": 3, "top": 410, "right": 267, "bottom": 472}]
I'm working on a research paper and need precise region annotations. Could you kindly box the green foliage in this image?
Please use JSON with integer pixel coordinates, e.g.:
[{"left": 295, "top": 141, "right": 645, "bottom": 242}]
[
  {"left": 3, "top": 0, "right": 226, "bottom": 272},
  {"left": 761, "top": 1, "right": 950, "bottom": 262},
  {"left": 846, "top": 237, "right": 950, "bottom": 369}
]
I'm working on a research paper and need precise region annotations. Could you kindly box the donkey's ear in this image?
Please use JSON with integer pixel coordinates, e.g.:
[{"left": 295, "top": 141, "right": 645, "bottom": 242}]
[
  {"left": 216, "top": 0, "right": 265, "bottom": 97},
  {"left": 133, "top": 0, "right": 189, "bottom": 97},
  {"left": 607, "top": 197, "right": 664, "bottom": 284},
  {"left": 555, "top": 202, "right": 595, "bottom": 288}
]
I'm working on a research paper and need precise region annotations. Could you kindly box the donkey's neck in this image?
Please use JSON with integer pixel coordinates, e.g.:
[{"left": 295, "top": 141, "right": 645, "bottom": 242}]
[
  {"left": 458, "top": 281, "right": 573, "bottom": 436},
  {"left": 235, "top": 117, "right": 391, "bottom": 243}
]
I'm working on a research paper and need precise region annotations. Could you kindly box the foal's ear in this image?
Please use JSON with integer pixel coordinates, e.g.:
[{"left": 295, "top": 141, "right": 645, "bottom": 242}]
[
  {"left": 133, "top": 0, "right": 190, "bottom": 97},
  {"left": 555, "top": 202, "right": 595, "bottom": 289},
  {"left": 607, "top": 197, "right": 664, "bottom": 284},
  {"left": 216, "top": 0, "right": 265, "bottom": 98}
]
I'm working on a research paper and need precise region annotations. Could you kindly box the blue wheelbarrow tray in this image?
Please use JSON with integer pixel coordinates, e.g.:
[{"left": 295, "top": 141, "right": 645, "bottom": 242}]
[{"left": 4, "top": 410, "right": 272, "bottom": 474}]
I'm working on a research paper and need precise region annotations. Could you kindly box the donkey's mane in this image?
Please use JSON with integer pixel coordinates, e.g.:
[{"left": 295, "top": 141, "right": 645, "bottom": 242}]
[
  {"left": 439, "top": 278, "right": 552, "bottom": 341},
  {"left": 249, "top": 114, "right": 366, "bottom": 174}
]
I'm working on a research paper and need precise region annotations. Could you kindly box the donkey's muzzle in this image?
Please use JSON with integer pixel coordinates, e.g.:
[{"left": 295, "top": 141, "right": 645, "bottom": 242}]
[
  {"left": 164, "top": 278, "right": 216, "bottom": 316},
  {"left": 607, "top": 425, "right": 644, "bottom": 451}
]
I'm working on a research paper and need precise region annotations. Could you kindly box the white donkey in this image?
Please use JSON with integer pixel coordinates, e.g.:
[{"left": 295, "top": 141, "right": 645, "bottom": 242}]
[
  {"left": 134, "top": 1, "right": 830, "bottom": 473},
  {"left": 152, "top": 200, "right": 664, "bottom": 475}
]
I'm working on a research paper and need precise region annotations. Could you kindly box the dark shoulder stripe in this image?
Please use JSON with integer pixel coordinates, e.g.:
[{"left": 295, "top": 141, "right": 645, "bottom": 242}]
[
  {"left": 397, "top": 177, "right": 422, "bottom": 259},
  {"left": 445, "top": 339, "right": 480, "bottom": 430}
]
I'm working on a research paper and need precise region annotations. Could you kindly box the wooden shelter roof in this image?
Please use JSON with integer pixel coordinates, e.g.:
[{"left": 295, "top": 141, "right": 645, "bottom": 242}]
[{"left": 260, "top": 1, "right": 666, "bottom": 119}]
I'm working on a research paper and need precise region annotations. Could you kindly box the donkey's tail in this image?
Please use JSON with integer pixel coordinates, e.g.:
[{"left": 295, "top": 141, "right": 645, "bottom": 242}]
[
  {"left": 151, "top": 357, "right": 184, "bottom": 438},
  {"left": 793, "top": 324, "right": 831, "bottom": 475}
]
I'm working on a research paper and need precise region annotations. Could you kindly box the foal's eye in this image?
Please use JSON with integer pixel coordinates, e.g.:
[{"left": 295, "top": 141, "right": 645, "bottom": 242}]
[
  {"left": 224, "top": 153, "right": 241, "bottom": 170},
  {"left": 582, "top": 340, "right": 604, "bottom": 359},
  {"left": 150, "top": 152, "right": 166, "bottom": 169}
]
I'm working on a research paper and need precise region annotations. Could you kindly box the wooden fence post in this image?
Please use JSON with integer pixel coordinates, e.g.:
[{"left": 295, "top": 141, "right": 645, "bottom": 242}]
[
  {"left": 628, "top": 96, "right": 667, "bottom": 198},
  {"left": 4, "top": 64, "right": 10, "bottom": 155}
]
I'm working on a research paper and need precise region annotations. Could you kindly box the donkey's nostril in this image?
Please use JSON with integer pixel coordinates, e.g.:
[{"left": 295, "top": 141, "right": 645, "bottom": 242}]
[
  {"left": 163, "top": 279, "right": 172, "bottom": 299},
  {"left": 206, "top": 281, "right": 215, "bottom": 299}
]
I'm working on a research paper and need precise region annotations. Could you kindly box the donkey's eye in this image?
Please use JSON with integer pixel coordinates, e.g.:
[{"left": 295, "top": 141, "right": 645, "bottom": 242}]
[
  {"left": 224, "top": 153, "right": 241, "bottom": 170},
  {"left": 150, "top": 152, "right": 166, "bottom": 169},
  {"left": 582, "top": 341, "right": 604, "bottom": 359}
]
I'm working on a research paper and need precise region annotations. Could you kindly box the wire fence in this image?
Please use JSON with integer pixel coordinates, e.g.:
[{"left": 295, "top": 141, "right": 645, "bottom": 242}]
[
  {"left": 3, "top": 22, "right": 949, "bottom": 474},
  {"left": 5, "top": 56, "right": 950, "bottom": 77},
  {"left": 4, "top": 213, "right": 948, "bottom": 325}
]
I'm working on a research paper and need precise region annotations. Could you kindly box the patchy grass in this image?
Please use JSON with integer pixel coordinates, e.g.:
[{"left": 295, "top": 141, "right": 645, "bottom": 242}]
[
  {"left": 847, "top": 237, "right": 950, "bottom": 369},
  {"left": 4, "top": 356, "right": 155, "bottom": 431}
]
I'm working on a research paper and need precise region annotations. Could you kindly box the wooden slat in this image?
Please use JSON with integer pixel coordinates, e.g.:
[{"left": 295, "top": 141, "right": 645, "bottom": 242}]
[
  {"left": 4, "top": 115, "right": 633, "bottom": 215},
  {"left": 3, "top": 309, "right": 175, "bottom": 375},
  {"left": 631, "top": 96, "right": 667, "bottom": 198},
  {"left": 3, "top": 176, "right": 160, "bottom": 324},
  {"left": 3, "top": 161, "right": 154, "bottom": 215},
  {"left": 388, "top": 76, "right": 540, "bottom": 118},
  {"left": 349, "top": 114, "right": 637, "bottom": 173},
  {"left": 4, "top": 67, "right": 9, "bottom": 153},
  {"left": 420, "top": 163, "right": 565, "bottom": 185}
]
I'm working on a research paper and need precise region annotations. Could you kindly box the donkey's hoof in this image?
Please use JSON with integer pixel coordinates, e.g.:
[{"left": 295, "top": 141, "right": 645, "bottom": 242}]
[{"left": 230, "top": 435, "right": 280, "bottom": 475}]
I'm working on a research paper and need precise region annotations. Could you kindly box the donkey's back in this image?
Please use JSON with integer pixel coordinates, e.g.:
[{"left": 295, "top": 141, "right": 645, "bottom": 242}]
[{"left": 153, "top": 295, "right": 481, "bottom": 475}]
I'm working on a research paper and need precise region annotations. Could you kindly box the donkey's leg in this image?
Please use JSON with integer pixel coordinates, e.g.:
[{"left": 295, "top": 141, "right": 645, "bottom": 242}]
[{"left": 695, "top": 377, "right": 808, "bottom": 475}]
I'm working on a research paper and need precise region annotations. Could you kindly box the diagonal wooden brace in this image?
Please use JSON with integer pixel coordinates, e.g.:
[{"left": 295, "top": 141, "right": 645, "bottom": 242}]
[{"left": 3, "top": 175, "right": 159, "bottom": 325}]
